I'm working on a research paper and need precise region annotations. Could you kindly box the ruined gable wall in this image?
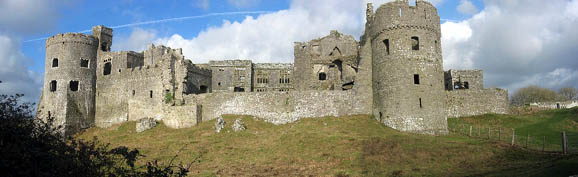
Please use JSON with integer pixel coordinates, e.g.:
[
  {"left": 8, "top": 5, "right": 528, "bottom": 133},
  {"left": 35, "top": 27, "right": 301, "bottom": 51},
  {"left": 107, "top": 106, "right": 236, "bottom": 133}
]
[
  {"left": 444, "top": 69, "right": 483, "bottom": 90},
  {"left": 190, "top": 90, "right": 370, "bottom": 124},
  {"left": 294, "top": 31, "right": 360, "bottom": 91},
  {"left": 446, "top": 88, "right": 509, "bottom": 118},
  {"left": 95, "top": 46, "right": 187, "bottom": 127}
]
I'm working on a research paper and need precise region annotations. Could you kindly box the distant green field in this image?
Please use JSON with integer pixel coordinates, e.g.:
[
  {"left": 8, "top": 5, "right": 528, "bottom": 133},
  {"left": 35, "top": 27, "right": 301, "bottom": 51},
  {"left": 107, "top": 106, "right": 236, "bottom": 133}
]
[
  {"left": 78, "top": 108, "right": 578, "bottom": 176},
  {"left": 449, "top": 107, "right": 578, "bottom": 152}
]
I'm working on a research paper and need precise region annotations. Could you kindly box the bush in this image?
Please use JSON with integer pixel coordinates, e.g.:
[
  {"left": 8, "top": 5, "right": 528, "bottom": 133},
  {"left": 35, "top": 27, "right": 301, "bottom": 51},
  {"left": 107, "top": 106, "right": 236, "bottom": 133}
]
[
  {"left": 0, "top": 94, "right": 190, "bottom": 177},
  {"left": 511, "top": 86, "right": 562, "bottom": 105}
]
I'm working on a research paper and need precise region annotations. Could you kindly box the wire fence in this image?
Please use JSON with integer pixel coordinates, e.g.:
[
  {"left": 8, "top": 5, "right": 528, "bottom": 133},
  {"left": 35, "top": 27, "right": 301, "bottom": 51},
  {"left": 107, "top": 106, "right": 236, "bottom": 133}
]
[{"left": 450, "top": 124, "right": 577, "bottom": 154}]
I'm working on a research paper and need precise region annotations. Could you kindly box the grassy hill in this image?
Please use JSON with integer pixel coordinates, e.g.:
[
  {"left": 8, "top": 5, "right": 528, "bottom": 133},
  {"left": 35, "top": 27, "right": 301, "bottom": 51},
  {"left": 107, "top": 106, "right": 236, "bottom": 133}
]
[{"left": 78, "top": 108, "right": 578, "bottom": 176}]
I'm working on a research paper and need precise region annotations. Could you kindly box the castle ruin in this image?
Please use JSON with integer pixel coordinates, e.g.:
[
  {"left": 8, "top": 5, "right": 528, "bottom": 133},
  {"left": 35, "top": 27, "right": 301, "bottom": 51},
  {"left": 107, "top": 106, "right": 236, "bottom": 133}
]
[{"left": 36, "top": 0, "right": 509, "bottom": 135}]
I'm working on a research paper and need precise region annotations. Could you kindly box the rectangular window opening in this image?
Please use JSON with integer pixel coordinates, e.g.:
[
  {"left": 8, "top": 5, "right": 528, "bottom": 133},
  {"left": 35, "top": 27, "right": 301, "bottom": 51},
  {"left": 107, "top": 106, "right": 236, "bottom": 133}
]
[
  {"left": 50, "top": 80, "right": 57, "bottom": 92},
  {"left": 414, "top": 74, "right": 420, "bottom": 85},
  {"left": 411, "top": 36, "right": 419, "bottom": 50},
  {"left": 80, "top": 58, "right": 89, "bottom": 68},
  {"left": 149, "top": 90, "right": 153, "bottom": 98},
  {"left": 52, "top": 58, "right": 58, "bottom": 68},
  {"left": 419, "top": 98, "right": 423, "bottom": 108},
  {"left": 69, "top": 81, "right": 79, "bottom": 91}
]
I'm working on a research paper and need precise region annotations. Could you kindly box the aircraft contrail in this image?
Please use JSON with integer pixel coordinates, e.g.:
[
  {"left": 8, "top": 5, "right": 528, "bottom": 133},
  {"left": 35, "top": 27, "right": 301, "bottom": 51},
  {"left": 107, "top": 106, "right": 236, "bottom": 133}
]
[{"left": 23, "top": 11, "right": 272, "bottom": 43}]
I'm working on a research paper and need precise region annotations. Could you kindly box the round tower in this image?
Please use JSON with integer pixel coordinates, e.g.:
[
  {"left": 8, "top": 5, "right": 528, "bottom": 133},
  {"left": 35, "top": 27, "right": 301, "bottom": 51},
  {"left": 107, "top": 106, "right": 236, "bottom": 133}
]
[
  {"left": 369, "top": 0, "right": 447, "bottom": 134},
  {"left": 40, "top": 33, "right": 98, "bottom": 135}
]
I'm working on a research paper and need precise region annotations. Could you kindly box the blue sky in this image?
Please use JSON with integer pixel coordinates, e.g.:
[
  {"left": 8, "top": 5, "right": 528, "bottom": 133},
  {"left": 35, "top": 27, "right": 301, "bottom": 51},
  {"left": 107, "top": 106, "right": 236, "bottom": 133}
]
[{"left": 1, "top": 0, "right": 578, "bottom": 103}]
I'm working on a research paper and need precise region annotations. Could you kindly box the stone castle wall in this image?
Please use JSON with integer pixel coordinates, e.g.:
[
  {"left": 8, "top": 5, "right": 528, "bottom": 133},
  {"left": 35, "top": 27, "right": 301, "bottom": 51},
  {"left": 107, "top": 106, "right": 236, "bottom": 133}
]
[
  {"left": 187, "top": 90, "right": 370, "bottom": 125},
  {"left": 446, "top": 88, "right": 509, "bottom": 118}
]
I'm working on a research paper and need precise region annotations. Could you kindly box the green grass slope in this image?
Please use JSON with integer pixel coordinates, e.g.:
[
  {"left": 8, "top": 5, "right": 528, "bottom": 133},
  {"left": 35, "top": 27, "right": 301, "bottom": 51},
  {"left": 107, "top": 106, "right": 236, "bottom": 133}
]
[{"left": 78, "top": 110, "right": 578, "bottom": 176}]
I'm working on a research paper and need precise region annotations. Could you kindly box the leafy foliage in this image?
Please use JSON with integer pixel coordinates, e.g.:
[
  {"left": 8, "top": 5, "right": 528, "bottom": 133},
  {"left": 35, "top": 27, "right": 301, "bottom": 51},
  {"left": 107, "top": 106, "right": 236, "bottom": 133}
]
[
  {"left": 0, "top": 94, "right": 190, "bottom": 177},
  {"left": 511, "top": 86, "right": 564, "bottom": 105}
]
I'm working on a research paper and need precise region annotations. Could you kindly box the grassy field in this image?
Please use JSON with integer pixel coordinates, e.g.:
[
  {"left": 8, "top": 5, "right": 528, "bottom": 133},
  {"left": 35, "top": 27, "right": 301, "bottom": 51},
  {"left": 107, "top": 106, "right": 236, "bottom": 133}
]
[{"left": 78, "top": 108, "right": 578, "bottom": 176}]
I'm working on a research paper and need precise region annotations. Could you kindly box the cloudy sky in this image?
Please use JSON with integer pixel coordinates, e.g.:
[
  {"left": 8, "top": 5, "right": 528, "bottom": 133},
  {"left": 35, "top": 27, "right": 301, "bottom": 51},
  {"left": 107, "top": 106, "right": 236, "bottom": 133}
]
[{"left": 1, "top": 0, "right": 577, "bottom": 104}]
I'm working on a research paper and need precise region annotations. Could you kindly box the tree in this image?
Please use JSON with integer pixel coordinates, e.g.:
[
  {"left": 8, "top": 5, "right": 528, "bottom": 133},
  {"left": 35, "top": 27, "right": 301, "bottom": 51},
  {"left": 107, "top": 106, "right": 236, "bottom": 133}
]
[
  {"left": 511, "top": 86, "right": 562, "bottom": 105},
  {"left": 0, "top": 94, "right": 191, "bottom": 177},
  {"left": 559, "top": 87, "right": 577, "bottom": 101}
]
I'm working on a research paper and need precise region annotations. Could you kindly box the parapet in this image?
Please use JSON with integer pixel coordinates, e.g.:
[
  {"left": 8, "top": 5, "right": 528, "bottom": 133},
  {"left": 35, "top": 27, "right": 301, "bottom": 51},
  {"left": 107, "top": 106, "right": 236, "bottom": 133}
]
[
  {"left": 253, "top": 63, "right": 293, "bottom": 70},
  {"left": 92, "top": 25, "right": 113, "bottom": 37},
  {"left": 369, "top": 0, "right": 440, "bottom": 39},
  {"left": 209, "top": 60, "right": 253, "bottom": 67},
  {"left": 46, "top": 33, "right": 99, "bottom": 48}
]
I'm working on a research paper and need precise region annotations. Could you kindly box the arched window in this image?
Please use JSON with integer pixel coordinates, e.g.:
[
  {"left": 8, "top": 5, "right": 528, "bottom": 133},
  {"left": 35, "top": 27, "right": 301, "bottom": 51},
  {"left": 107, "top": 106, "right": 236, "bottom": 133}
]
[
  {"left": 52, "top": 58, "right": 58, "bottom": 68},
  {"left": 318, "top": 72, "right": 327, "bottom": 81}
]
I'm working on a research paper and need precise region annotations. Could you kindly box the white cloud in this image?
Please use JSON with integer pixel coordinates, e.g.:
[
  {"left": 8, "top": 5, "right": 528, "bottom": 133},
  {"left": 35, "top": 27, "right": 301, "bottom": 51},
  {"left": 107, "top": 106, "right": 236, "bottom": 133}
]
[
  {"left": 113, "top": 28, "right": 158, "bottom": 52},
  {"left": 0, "top": 34, "right": 43, "bottom": 103},
  {"left": 0, "top": 0, "right": 61, "bottom": 34},
  {"left": 441, "top": 0, "right": 578, "bottom": 92},
  {"left": 457, "top": 0, "right": 478, "bottom": 15},
  {"left": 228, "top": 0, "right": 261, "bottom": 8}
]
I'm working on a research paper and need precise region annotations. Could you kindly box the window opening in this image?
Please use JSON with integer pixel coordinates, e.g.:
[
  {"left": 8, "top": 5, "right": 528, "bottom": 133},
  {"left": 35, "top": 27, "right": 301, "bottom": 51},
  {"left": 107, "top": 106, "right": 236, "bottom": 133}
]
[
  {"left": 52, "top": 58, "right": 58, "bottom": 67},
  {"left": 464, "top": 82, "right": 469, "bottom": 89},
  {"left": 132, "top": 90, "right": 135, "bottom": 96},
  {"left": 318, "top": 72, "right": 327, "bottom": 81},
  {"left": 149, "top": 90, "right": 153, "bottom": 98},
  {"left": 411, "top": 36, "right": 419, "bottom": 50},
  {"left": 419, "top": 98, "right": 423, "bottom": 108},
  {"left": 200, "top": 85, "right": 208, "bottom": 93},
  {"left": 234, "top": 87, "right": 245, "bottom": 92},
  {"left": 50, "top": 80, "right": 57, "bottom": 92},
  {"left": 103, "top": 62, "right": 112, "bottom": 75},
  {"left": 399, "top": 8, "right": 402, "bottom": 17},
  {"left": 383, "top": 39, "right": 390, "bottom": 55},
  {"left": 101, "top": 42, "right": 108, "bottom": 51},
  {"left": 409, "top": 0, "right": 416, "bottom": 6},
  {"left": 414, "top": 74, "right": 420, "bottom": 85},
  {"left": 80, "top": 58, "right": 89, "bottom": 68},
  {"left": 69, "top": 81, "right": 79, "bottom": 91}
]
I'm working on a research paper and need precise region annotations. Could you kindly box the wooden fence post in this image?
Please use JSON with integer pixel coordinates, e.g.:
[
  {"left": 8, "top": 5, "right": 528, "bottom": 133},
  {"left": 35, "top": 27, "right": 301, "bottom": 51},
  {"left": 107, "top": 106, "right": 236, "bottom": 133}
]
[
  {"left": 469, "top": 126, "right": 472, "bottom": 137},
  {"left": 511, "top": 129, "right": 515, "bottom": 146},
  {"left": 562, "top": 131, "right": 567, "bottom": 155}
]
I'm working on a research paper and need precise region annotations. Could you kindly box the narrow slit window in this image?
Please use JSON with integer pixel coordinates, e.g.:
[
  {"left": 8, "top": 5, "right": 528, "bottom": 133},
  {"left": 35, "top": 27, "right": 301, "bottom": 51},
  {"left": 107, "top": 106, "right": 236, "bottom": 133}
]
[
  {"left": 80, "top": 58, "right": 89, "bottom": 68},
  {"left": 132, "top": 90, "right": 135, "bottom": 96},
  {"left": 399, "top": 8, "right": 402, "bottom": 17},
  {"left": 52, "top": 58, "right": 58, "bottom": 68},
  {"left": 69, "top": 81, "right": 79, "bottom": 91},
  {"left": 419, "top": 98, "right": 423, "bottom": 108},
  {"left": 50, "top": 80, "right": 57, "bottom": 92},
  {"left": 411, "top": 36, "right": 419, "bottom": 50},
  {"left": 414, "top": 74, "right": 420, "bottom": 85},
  {"left": 383, "top": 39, "right": 390, "bottom": 55},
  {"left": 149, "top": 91, "right": 153, "bottom": 98}
]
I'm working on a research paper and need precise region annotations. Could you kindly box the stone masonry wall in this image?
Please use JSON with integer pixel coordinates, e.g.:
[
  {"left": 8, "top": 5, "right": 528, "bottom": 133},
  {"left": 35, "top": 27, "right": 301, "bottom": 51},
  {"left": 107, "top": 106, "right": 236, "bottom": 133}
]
[
  {"left": 446, "top": 88, "right": 509, "bottom": 118},
  {"left": 190, "top": 90, "right": 370, "bottom": 124}
]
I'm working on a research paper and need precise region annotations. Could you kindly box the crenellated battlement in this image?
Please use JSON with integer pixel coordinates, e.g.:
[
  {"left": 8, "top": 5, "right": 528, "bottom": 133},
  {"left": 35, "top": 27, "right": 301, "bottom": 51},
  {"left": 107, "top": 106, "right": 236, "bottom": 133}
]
[
  {"left": 370, "top": 0, "right": 440, "bottom": 39},
  {"left": 46, "top": 33, "right": 99, "bottom": 48}
]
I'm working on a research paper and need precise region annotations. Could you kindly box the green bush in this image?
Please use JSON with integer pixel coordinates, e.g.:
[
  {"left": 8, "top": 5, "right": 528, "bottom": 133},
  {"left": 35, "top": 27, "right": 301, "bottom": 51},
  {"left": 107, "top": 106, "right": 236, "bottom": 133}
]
[{"left": 0, "top": 94, "right": 190, "bottom": 177}]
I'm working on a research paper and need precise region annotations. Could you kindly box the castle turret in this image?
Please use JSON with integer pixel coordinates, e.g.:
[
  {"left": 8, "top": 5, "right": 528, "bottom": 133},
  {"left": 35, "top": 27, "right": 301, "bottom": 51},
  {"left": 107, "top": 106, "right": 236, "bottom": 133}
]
[
  {"left": 37, "top": 33, "right": 99, "bottom": 135},
  {"left": 369, "top": 0, "right": 447, "bottom": 134},
  {"left": 92, "top": 25, "right": 113, "bottom": 52}
]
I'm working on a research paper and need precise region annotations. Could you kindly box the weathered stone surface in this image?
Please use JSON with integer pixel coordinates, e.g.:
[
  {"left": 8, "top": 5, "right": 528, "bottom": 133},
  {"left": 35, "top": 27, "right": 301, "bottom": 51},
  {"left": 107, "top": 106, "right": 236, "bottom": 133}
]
[
  {"left": 214, "top": 117, "right": 225, "bottom": 133},
  {"left": 136, "top": 118, "right": 157, "bottom": 133},
  {"left": 232, "top": 119, "right": 246, "bottom": 132},
  {"left": 446, "top": 88, "right": 509, "bottom": 118}
]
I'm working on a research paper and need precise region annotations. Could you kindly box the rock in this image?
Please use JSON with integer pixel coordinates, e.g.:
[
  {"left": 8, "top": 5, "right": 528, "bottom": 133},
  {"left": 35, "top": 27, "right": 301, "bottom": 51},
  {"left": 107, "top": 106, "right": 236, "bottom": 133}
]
[
  {"left": 136, "top": 118, "right": 157, "bottom": 133},
  {"left": 232, "top": 119, "right": 246, "bottom": 132},
  {"left": 214, "top": 117, "right": 225, "bottom": 133}
]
